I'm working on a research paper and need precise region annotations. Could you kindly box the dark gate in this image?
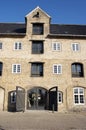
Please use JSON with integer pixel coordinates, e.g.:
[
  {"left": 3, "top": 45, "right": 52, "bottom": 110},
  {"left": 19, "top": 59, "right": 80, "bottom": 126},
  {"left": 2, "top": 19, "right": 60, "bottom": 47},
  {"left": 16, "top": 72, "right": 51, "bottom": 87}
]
[
  {"left": 16, "top": 87, "right": 25, "bottom": 112},
  {"left": 49, "top": 86, "right": 58, "bottom": 111}
]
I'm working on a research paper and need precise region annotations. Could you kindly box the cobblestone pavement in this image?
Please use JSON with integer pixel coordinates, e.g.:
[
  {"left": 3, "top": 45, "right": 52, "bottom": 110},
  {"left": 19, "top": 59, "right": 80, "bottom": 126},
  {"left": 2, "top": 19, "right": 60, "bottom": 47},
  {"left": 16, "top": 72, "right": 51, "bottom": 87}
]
[{"left": 0, "top": 111, "right": 86, "bottom": 130}]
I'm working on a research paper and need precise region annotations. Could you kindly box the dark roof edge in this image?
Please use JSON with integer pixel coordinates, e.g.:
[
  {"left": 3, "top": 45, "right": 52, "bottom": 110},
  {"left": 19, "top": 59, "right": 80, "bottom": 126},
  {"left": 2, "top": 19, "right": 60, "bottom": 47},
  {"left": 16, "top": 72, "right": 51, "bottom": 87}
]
[
  {"left": 0, "top": 33, "right": 26, "bottom": 36},
  {"left": 47, "top": 34, "right": 86, "bottom": 38}
]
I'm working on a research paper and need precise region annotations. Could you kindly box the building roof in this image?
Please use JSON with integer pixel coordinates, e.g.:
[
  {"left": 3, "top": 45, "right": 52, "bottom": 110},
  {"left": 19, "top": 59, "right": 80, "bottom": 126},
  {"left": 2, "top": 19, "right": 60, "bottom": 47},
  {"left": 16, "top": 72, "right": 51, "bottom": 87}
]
[
  {"left": 0, "top": 23, "right": 26, "bottom": 35},
  {"left": 50, "top": 24, "right": 86, "bottom": 37},
  {"left": 0, "top": 23, "right": 86, "bottom": 38}
]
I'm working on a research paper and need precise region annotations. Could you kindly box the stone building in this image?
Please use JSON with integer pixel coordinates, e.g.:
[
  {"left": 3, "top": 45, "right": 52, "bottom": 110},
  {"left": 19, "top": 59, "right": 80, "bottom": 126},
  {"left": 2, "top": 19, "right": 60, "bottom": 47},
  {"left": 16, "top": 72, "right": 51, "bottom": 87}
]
[{"left": 0, "top": 6, "right": 86, "bottom": 112}]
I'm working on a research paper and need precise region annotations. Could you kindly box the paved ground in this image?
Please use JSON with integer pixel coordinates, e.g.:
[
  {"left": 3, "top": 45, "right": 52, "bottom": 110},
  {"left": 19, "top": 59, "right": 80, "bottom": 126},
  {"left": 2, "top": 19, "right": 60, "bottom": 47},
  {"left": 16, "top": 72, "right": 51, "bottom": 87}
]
[{"left": 0, "top": 111, "right": 86, "bottom": 130}]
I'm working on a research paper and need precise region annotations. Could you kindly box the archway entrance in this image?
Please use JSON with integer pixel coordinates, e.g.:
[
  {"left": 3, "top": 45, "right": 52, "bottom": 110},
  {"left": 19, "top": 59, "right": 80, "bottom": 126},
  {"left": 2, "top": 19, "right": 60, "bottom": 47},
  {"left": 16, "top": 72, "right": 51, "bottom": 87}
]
[
  {"left": 27, "top": 86, "right": 58, "bottom": 111},
  {"left": 27, "top": 87, "right": 48, "bottom": 110},
  {"left": 0, "top": 87, "right": 4, "bottom": 111}
]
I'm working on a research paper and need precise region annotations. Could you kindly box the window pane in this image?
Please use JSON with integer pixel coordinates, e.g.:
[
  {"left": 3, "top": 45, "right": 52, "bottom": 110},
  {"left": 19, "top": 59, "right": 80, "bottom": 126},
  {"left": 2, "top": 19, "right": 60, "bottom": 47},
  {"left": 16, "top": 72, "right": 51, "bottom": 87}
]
[
  {"left": 57, "top": 43, "right": 61, "bottom": 50},
  {"left": 11, "top": 92, "right": 16, "bottom": 103},
  {"left": 72, "top": 63, "right": 83, "bottom": 77},
  {"left": 76, "top": 44, "right": 79, "bottom": 51},
  {"left": 32, "top": 41, "right": 43, "bottom": 54},
  {"left": 54, "top": 65, "right": 57, "bottom": 73},
  {"left": 14, "top": 42, "right": 22, "bottom": 50},
  {"left": 79, "top": 88, "right": 84, "bottom": 94},
  {"left": 58, "top": 65, "right": 61, "bottom": 74},
  {"left": 12, "top": 64, "right": 21, "bottom": 73},
  {"left": 74, "top": 95, "right": 79, "bottom": 103},
  {"left": 15, "top": 43, "right": 17, "bottom": 49},
  {"left": 58, "top": 92, "right": 62, "bottom": 103},
  {"left": 19, "top": 43, "right": 22, "bottom": 49},
  {"left": 74, "top": 88, "right": 84, "bottom": 104},
  {"left": 33, "top": 24, "right": 43, "bottom": 35},
  {"left": 53, "top": 43, "right": 57, "bottom": 50},
  {"left": 13, "top": 65, "right": 16, "bottom": 73},
  {"left": 72, "top": 43, "right": 79, "bottom": 51},
  {"left": 31, "top": 63, "right": 43, "bottom": 76},
  {"left": 80, "top": 95, "right": 84, "bottom": 103},
  {"left": 17, "top": 65, "right": 21, "bottom": 72},
  {"left": 74, "top": 88, "right": 78, "bottom": 94}
]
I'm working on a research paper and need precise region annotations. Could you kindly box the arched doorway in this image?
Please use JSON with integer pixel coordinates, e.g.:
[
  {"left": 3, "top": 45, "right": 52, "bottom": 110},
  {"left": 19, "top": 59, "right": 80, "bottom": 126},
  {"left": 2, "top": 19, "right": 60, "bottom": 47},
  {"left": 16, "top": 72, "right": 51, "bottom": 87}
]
[
  {"left": 0, "top": 87, "right": 4, "bottom": 111},
  {"left": 27, "top": 87, "right": 48, "bottom": 110}
]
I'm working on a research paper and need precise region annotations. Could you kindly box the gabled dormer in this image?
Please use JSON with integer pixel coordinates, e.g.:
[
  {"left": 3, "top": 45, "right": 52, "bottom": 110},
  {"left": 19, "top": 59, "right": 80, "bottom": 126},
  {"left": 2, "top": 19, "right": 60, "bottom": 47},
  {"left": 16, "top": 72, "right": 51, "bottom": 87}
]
[{"left": 25, "top": 6, "right": 51, "bottom": 36}]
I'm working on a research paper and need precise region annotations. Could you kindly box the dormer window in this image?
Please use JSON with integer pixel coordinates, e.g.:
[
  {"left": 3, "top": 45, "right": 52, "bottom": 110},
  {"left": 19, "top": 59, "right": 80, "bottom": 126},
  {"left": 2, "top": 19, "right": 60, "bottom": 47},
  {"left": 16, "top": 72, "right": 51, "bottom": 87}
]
[{"left": 32, "top": 23, "right": 44, "bottom": 35}]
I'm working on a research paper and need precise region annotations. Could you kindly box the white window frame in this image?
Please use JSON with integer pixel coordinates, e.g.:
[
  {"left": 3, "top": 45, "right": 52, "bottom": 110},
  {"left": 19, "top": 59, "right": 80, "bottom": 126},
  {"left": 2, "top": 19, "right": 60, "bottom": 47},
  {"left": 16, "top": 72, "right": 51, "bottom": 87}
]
[
  {"left": 14, "top": 42, "right": 22, "bottom": 50},
  {"left": 52, "top": 42, "right": 61, "bottom": 51},
  {"left": 71, "top": 43, "right": 80, "bottom": 51},
  {"left": 12, "top": 64, "right": 21, "bottom": 73},
  {"left": 53, "top": 64, "right": 62, "bottom": 74},
  {"left": 58, "top": 91, "right": 63, "bottom": 103},
  {"left": 73, "top": 87, "right": 85, "bottom": 105},
  {"left": 11, "top": 92, "right": 16, "bottom": 103},
  {"left": 0, "top": 42, "right": 2, "bottom": 50}
]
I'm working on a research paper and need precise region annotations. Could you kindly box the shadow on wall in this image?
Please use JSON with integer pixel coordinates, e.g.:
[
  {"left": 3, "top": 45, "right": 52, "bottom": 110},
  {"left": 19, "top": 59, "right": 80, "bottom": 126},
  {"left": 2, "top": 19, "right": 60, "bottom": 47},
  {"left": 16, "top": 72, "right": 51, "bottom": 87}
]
[{"left": 8, "top": 90, "right": 16, "bottom": 112}]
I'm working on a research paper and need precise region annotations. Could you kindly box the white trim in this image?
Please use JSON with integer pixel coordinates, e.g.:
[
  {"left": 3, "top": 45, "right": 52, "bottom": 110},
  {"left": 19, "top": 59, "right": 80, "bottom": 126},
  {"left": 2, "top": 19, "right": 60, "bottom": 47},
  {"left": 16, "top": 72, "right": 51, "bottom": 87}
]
[
  {"left": 12, "top": 64, "right": 21, "bottom": 74},
  {"left": 25, "top": 6, "right": 51, "bottom": 18},
  {"left": 73, "top": 87, "right": 85, "bottom": 105},
  {"left": 52, "top": 42, "right": 61, "bottom": 51},
  {"left": 53, "top": 64, "right": 62, "bottom": 74},
  {"left": 14, "top": 42, "right": 22, "bottom": 50},
  {"left": 71, "top": 43, "right": 80, "bottom": 51}
]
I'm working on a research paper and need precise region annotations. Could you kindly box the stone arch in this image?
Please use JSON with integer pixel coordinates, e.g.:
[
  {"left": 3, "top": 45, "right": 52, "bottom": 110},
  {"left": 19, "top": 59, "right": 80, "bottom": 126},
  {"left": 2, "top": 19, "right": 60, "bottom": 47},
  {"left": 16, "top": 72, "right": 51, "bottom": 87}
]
[{"left": 27, "top": 86, "right": 48, "bottom": 110}]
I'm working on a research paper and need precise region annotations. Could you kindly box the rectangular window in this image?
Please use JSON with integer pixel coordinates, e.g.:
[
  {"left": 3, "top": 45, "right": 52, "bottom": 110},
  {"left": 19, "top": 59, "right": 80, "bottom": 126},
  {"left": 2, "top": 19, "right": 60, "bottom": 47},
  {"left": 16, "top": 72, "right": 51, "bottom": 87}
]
[
  {"left": 12, "top": 64, "right": 21, "bottom": 73},
  {"left": 72, "top": 43, "right": 80, "bottom": 51},
  {"left": 0, "top": 43, "right": 2, "bottom": 49},
  {"left": 11, "top": 92, "right": 16, "bottom": 103},
  {"left": 73, "top": 87, "right": 84, "bottom": 105},
  {"left": 52, "top": 43, "right": 61, "bottom": 51},
  {"left": 58, "top": 91, "right": 63, "bottom": 103},
  {"left": 33, "top": 23, "right": 43, "bottom": 35},
  {"left": 32, "top": 41, "right": 43, "bottom": 54},
  {"left": 53, "top": 64, "right": 62, "bottom": 74},
  {"left": 72, "top": 63, "right": 83, "bottom": 77},
  {"left": 14, "top": 42, "right": 22, "bottom": 50},
  {"left": 31, "top": 63, "right": 43, "bottom": 77}
]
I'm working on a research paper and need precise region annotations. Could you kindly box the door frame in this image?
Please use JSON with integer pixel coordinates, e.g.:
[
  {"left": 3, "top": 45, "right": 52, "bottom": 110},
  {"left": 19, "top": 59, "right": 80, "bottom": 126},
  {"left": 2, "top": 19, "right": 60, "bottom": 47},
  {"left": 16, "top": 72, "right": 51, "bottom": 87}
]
[
  {"left": 16, "top": 86, "right": 25, "bottom": 112},
  {"left": 49, "top": 86, "right": 58, "bottom": 111}
]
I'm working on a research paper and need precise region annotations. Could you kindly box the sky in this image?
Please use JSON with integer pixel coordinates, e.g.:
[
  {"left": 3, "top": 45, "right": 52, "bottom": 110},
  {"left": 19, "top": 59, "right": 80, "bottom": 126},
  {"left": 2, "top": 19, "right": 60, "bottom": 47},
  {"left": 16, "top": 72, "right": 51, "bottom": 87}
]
[{"left": 0, "top": 0, "right": 86, "bottom": 25}]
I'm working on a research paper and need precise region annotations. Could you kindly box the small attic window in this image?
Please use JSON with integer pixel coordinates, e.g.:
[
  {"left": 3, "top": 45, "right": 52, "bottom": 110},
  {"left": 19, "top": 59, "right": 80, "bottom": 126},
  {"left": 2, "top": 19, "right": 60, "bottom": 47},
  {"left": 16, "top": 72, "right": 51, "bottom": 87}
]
[
  {"left": 32, "top": 23, "right": 44, "bottom": 35},
  {"left": 33, "top": 12, "right": 39, "bottom": 18}
]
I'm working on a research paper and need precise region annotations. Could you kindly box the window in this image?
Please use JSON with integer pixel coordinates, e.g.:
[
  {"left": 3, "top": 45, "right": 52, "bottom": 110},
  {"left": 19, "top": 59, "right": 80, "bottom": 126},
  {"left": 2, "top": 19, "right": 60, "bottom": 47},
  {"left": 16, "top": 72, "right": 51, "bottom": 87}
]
[
  {"left": 0, "top": 62, "right": 3, "bottom": 76},
  {"left": 0, "top": 43, "right": 2, "bottom": 49},
  {"left": 53, "top": 64, "right": 62, "bottom": 74},
  {"left": 58, "top": 91, "right": 63, "bottom": 103},
  {"left": 31, "top": 63, "right": 43, "bottom": 77},
  {"left": 11, "top": 92, "right": 16, "bottom": 103},
  {"left": 32, "top": 41, "right": 43, "bottom": 54},
  {"left": 12, "top": 64, "right": 21, "bottom": 73},
  {"left": 72, "top": 63, "right": 84, "bottom": 77},
  {"left": 14, "top": 42, "right": 22, "bottom": 50},
  {"left": 72, "top": 43, "right": 80, "bottom": 51},
  {"left": 33, "top": 23, "right": 43, "bottom": 35},
  {"left": 73, "top": 87, "right": 84, "bottom": 105},
  {"left": 52, "top": 42, "right": 61, "bottom": 51}
]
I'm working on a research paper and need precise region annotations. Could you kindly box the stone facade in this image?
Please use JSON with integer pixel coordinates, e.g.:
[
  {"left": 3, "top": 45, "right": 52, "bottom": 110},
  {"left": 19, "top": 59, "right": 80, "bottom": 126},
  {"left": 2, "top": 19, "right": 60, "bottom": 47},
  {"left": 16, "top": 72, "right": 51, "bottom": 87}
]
[{"left": 0, "top": 7, "right": 86, "bottom": 112}]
